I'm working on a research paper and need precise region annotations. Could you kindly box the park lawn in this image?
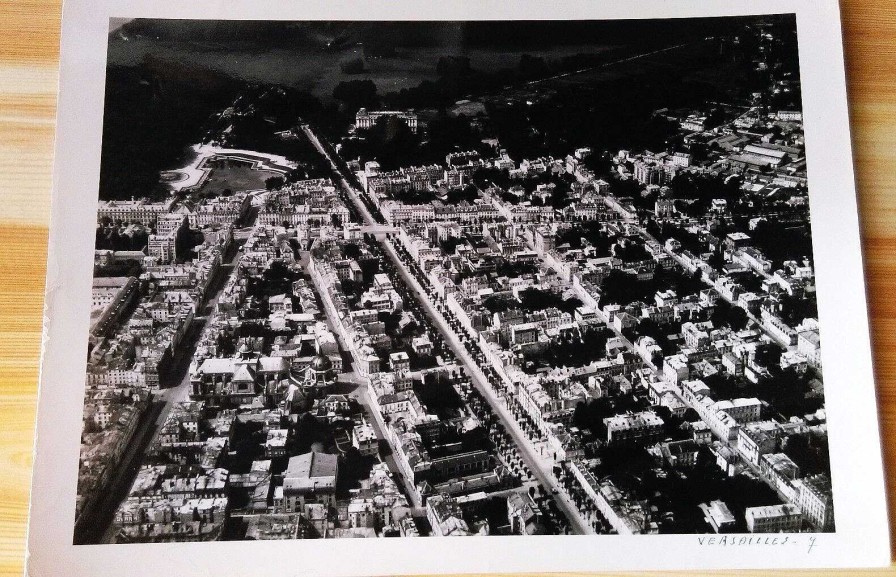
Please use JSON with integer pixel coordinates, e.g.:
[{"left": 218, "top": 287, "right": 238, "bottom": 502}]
[{"left": 199, "top": 165, "right": 282, "bottom": 194}]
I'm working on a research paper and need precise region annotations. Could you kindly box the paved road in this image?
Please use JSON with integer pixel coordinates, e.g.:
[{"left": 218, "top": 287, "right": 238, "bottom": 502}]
[
  {"left": 636, "top": 225, "right": 796, "bottom": 351},
  {"left": 84, "top": 229, "right": 249, "bottom": 543},
  {"left": 513, "top": 40, "right": 702, "bottom": 90},
  {"left": 595, "top": 206, "right": 811, "bottom": 508},
  {"left": 381, "top": 240, "right": 593, "bottom": 534},
  {"left": 149, "top": 238, "right": 247, "bottom": 433},
  {"left": 307, "top": 122, "right": 802, "bottom": 531},
  {"left": 299, "top": 247, "right": 425, "bottom": 509},
  {"left": 350, "top": 382, "right": 423, "bottom": 508},
  {"left": 305, "top": 125, "right": 593, "bottom": 534}
]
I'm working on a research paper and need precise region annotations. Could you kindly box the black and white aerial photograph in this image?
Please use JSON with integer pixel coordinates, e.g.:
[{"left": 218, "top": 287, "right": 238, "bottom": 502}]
[{"left": 77, "top": 14, "right": 832, "bottom": 544}]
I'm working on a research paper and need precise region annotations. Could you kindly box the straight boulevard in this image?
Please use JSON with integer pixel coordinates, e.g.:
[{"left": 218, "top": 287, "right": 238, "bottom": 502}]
[
  {"left": 304, "top": 125, "right": 593, "bottom": 535},
  {"left": 79, "top": 226, "right": 251, "bottom": 544}
]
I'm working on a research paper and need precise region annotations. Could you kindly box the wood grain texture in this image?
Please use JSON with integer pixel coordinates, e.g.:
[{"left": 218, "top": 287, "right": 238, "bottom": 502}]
[{"left": 0, "top": 1, "right": 894, "bottom": 575}]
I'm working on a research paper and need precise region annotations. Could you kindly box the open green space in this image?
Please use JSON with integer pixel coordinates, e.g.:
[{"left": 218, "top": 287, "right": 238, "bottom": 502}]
[{"left": 198, "top": 163, "right": 282, "bottom": 195}]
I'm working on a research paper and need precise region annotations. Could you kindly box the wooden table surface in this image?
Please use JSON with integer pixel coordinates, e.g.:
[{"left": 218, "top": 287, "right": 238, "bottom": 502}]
[{"left": 1, "top": 1, "right": 894, "bottom": 575}]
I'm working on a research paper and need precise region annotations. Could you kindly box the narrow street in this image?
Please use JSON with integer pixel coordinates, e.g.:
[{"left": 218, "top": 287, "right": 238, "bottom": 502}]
[
  {"left": 149, "top": 228, "right": 249, "bottom": 444},
  {"left": 79, "top": 223, "right": 251, "bottom": 544},
  {"left": 637, "top": 225, "right": 796, "bottom": 350},
  {"left": 301, "top": 248, "right": 425, "bottom": 510},
  {"left": 350, "top": 381, "right": 424, "bottom": 509}
]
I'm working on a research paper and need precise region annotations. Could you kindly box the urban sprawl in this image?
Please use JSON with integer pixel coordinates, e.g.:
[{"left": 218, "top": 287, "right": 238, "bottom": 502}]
[{"left": 78, "top": 27, "right": 830, "bottom": 543}]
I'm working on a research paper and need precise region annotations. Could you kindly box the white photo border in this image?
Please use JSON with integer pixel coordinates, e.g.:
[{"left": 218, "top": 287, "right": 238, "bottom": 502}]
[{"left": 28, "top": 1, "right": 890, "bottom": 575}]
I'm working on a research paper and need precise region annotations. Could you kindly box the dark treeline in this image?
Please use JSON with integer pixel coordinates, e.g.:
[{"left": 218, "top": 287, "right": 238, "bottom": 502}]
[
  {"left": 121, "top": 19, "right": 347, "bottom": 47},
  {"left": 99, "top": 58, "right": 238, "bottom": 201},
  {"left": 99, "top": 59, "right": 337, "bottom": 201},
  {"left": 102, "top": 14, "right": 800, "bottom": 199},
  {"left": 121, "top": 16, "right": 788, "bottom": 51}
]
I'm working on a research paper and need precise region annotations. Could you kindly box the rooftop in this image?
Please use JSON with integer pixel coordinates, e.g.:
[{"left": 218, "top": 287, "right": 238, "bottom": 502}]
[{"left": 283, "top": 451, "right": 338, "bottom": 493}]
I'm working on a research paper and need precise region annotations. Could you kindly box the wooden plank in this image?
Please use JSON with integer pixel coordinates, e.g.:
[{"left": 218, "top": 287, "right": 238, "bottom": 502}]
[{"left": 0, "top": 0, "right": 894, "bottom": 575}]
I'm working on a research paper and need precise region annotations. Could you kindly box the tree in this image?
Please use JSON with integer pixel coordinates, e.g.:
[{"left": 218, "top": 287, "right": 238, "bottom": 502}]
[
  {"left": 343, "top": 242, "right": 361, "bottom": 259},
  {"left": 753, "top": 343, "right": 782, "bottom": 368},
  {"left": 518, "top": 54, "right": 550, "bottom": 79},
  {"left": 710, "top": 299, "right": 749, "bottom": 331},
  {"left": 356, "top": 116, "right": 420, "bottom": 170},
  {"left": 778, "top": 293, "right": 818, "bottom": 327},
  {"left": 517, "top": 287, "right": 581, "bottom": 314},
  {"left": 482, "top": 295, "right": 514, "bottom": 314},
  {"left": 598, "top": 269, "right": 646, "bottom": 306},
  {"left": 265, "top": 176, "right": 285, "bottom": 190},
  {"left": 436, "top": 56, "right": 472, "bottom": 77},
  {"left": 782, "top": 432, "right": 830, "bottom": 476},
  {"left": 755, "top": 367, "right": 820, "bottom": 418},
  {"left": 332, "top": 79, "right": 379, "bottom": 112},
  {"left": 340, "top": 56, "right": 366, "bottom": 75},
  {"left": 572, "top": 395, "right": 644, "bottom": 441}
]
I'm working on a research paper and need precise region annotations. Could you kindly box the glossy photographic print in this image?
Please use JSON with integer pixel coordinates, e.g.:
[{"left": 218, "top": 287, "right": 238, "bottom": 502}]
[
  {"left": 27, "top": 1, "right": 889, "bottom": 574},
  {"left": 74, "top": 14, "right": 837, "bottom": 544}
]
